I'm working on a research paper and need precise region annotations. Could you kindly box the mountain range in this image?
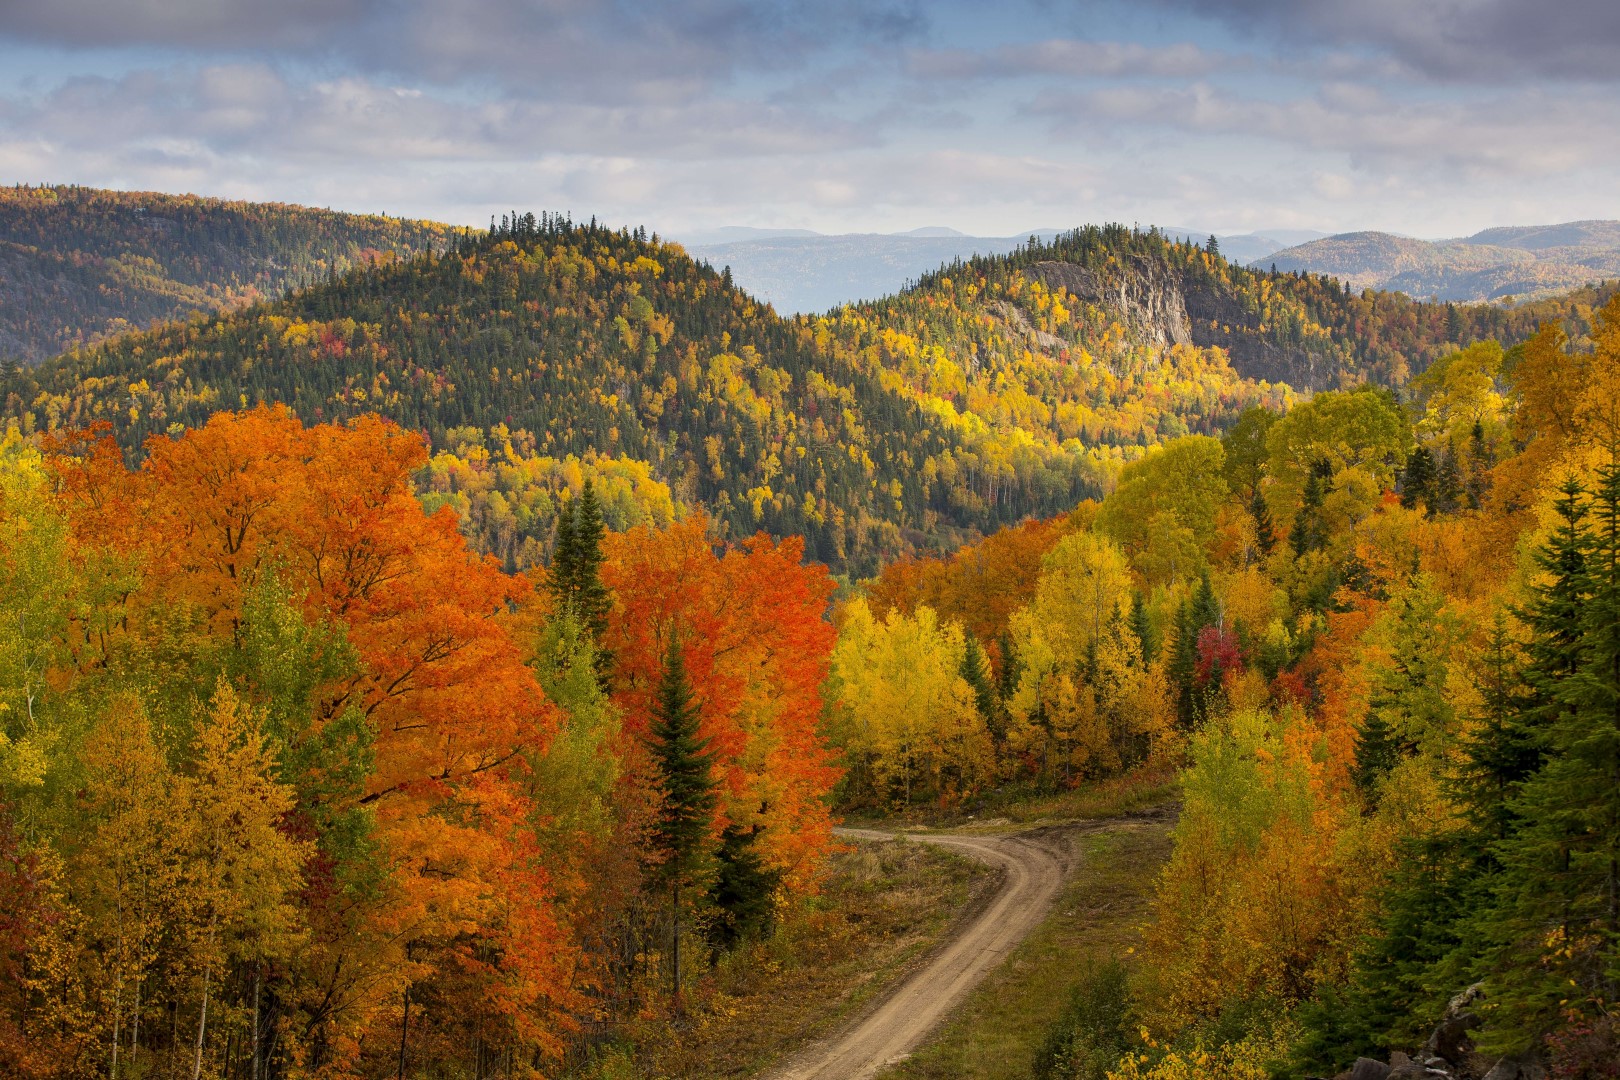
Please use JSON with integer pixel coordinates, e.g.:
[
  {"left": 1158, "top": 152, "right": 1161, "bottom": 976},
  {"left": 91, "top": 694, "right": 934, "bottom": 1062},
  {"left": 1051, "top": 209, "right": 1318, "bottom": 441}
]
[
  {"left": 1265, "top": 220, "right": 1620, "bottom": 302},
  {"left": 8, "top": 192, "right": 1612, "bottom": 574}
]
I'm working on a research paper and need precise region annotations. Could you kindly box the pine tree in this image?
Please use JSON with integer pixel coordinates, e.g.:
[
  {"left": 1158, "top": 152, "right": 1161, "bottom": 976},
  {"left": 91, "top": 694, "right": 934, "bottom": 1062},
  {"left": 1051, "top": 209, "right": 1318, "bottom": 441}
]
[
  {"left": 1250, "top": 488, "right": 1275, "bottom": 558},
  {"left": 960, "top": 634, "right": 1002, "bottom": 744},
  {"left": 1130, "top": 592, "right": 1156, "bottom": 666},
  {"left": 570, "top": 480, "right": 611, "bottom": 643},
  {"left": 1454, "top": 615, "right": 1531, "bottom": 845},
  {"left": 1433, "top": 446, "right": 1463, "bottom": 515},
  {"left": 548, "top": 480, "right": 614, "bottom": 684},
  {"left": 646, "top": 633, "right": 718, "bottom": 998},
  {"left": 1292, "top": 467, "right": 1327, "bottom": 556},
  {"left": 706, "top": 818, "right": 783, "bottom": 950},
  {"left": 1401, "top": 446, "right": 1436, "bottom": 511},
  {"left": 1466, "top": 419, "right": 1493, "bottom": 510},
  {"left": 1477, "top": 466, "right": 1620, "bottom": 1050}
]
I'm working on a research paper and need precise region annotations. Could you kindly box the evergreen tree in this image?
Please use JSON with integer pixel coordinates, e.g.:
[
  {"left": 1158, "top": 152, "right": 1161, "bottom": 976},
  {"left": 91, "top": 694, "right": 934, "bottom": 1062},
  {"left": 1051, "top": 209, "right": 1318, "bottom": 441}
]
[
  {"left": 547, "top": 480, "right": 614, "bottom": 684},
  {"left": 1291, "top": 466, "right": 1328, "bottom": 556},
  {"left": 1400, "top": 446, "right": 1436, "bottom": 511},
  {"left": 1466, "top": 419, "right": 1493, "bottom": 510},
  {"left": 960, "top": 634, "right": 1003, "bottom": 744},
  {"left": 1454, "top": 615, "right": 1531, "bottom": 845},
  {"left": 1433, "top": 446, "right": 1463, "bottom": 515},
  {"left": 706, "top": 818, "right": 784, "bottom": 951},
  {"left": 1477, "top": 466, "right": 1620, "bottom": 1050},
  {"left": 1250, "top": 487, "right": 1275, "bottom": 558},
  {"left": 1352, "top": 578, "right": 1451, "bottom": 799},
  {"left": 1169, "top": 575, "right": 1219, "bottom": 728},
  {"left": 646, "top": 633, "right": 718, "bottom": 998},
  {"left": 1130, "top": 592, "right": 1156, "bottom": 667},
  {"left": 997, "top": 632, "right": 1023, "bottom": 704}
]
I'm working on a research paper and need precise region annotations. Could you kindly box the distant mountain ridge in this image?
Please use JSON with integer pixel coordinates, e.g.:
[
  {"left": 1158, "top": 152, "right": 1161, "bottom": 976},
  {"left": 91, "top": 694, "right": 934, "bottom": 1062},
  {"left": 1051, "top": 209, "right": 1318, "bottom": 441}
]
[
  {"left": 0, "top": 185, "right": 462, "bottom": 366},
  {"left": 1264, "top": 220, "right": 1620, "bottom": 302}
]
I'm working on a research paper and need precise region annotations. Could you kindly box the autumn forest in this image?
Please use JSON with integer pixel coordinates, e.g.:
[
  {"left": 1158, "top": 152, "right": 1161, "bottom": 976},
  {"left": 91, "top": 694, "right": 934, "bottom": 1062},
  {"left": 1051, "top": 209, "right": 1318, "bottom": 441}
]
[{"left": 2, "top": 187, "right": 1620, "bottom": 1080}]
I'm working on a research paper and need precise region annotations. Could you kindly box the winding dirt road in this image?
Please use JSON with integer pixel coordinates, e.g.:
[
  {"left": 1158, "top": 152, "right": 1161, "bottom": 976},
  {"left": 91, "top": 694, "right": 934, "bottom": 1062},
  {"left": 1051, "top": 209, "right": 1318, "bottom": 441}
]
[{"left": 765, "top": 826, "right": 1068, "bottom": 1080}]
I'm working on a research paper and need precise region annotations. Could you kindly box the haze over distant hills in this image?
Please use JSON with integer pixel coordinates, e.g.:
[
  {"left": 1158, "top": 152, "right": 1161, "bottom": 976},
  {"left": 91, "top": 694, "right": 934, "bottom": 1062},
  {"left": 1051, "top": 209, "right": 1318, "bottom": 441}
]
[
  {"left": 681, "top": 226, "right": 1324, "bottom": 314},
  {"left": 1264, "top": 220, "right": 1620, "bottom": 303}
]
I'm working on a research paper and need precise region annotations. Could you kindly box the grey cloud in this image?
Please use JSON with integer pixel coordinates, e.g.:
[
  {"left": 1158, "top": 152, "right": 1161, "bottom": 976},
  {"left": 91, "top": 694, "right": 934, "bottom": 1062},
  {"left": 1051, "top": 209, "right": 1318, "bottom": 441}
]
[
  {"left": 0, "top": 0, "right": 927, "bottom": 103},
  {"left": 1147, "top": 0, "right": 1620, "bottom": 82},
  {"left": 0, "top": 0, "right": 372, "bottom": 49},
  {"left": 5, "top": 64, "right": 877, "bottom": 164},
  {"left": 1028, "top": 81, "right": 1615, "bottom": 176},
  {"left": 906, "top": 39, "right": 1232, "bottom": 80}
]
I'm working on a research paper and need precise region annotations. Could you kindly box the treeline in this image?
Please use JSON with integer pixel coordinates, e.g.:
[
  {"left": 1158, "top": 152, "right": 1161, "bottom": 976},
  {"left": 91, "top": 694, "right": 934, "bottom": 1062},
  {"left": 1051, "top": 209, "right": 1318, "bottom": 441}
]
[
  {"left": 0, "top": 407, "right": 840, "bottom": 1077},
  {"left": 893, "top": 223, "right": 1615, "bottom": 387},
  {"left": 831, "top": 297, "right": 1620, "bottom": 1076},
  {"left": 0, "top": 185, "right": 460, "bottom": 366}
]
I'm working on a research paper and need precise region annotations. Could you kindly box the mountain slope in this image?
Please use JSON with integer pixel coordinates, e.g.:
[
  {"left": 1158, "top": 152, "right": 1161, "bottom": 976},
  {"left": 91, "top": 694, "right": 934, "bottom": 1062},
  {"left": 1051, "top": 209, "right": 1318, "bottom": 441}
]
[
  {"left": 0, "top": 185, "right": 461, "bottom": 366},
  {"left": 6, "top": 216, "right": 1609, "bottom": 572},
  {"left": 4, "top": 216, "right": 1115, "bottom": 572},
  {"left": 1266, "top": 220, "right": 1620, "bottom": 302}
]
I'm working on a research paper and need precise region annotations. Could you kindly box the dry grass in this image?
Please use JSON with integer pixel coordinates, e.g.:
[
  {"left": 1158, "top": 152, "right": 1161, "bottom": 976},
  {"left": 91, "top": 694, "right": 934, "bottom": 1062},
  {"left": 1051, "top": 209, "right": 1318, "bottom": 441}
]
[
  {"left": 844, "top": 763, "right": 1181, "bottom": 831},
  {"left": 574, "top": 837, "right": 996, "bottom": 1080},
  {"left": 878, "top": 806, "right": 1177, "bottom": 1080}
]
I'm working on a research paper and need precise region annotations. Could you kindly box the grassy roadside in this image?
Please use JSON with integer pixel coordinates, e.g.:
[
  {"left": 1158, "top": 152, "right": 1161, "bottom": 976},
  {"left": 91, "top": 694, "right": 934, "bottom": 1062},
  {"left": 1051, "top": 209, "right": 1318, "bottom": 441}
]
[
  {"left": 878, "top": 807, "right": 1177, "bottom": 1080},
  {"left": 842, "top": 765, "right": 1180, "bottom": 831},
  {"left": 578, "top": 837, "right": 996, "bottom": 1080}
]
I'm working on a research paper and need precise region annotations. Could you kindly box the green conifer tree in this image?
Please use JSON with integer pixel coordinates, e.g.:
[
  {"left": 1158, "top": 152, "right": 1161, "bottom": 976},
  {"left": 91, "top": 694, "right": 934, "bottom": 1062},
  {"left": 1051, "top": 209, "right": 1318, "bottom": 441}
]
[
  {"left": 1130, "top": 592, "right": 1156, "bottom": 666},
  {"left": 646, "top": 632, "right": 718, "bottom": 999},
  {"left": 960, "top": 634, "right": 1003, "bottom": 744},
  {"left": 1401, "top": 447, "right": 1436, "bottom": 511},
  {"left": 1250, "top": 488, "right": 1275, "bottom": 558},
  {"left": 1477, "top": 466, "right": 1620, "bottom": 1050},
  {"left": 707, "top": 817, "right": 783, "bottom": 950}
]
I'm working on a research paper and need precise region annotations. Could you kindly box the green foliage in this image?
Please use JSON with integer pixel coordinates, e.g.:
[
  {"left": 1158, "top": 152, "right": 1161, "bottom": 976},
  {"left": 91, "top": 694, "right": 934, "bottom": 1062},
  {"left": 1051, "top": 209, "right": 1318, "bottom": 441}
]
[
  {"left": 1032, "top": 956, "right": 1132, "bottom": 1080},
  {"left": 647, "top": 635, "right": 718, "bottom": 884},
  {"left": 705, "top": 821, "right": 784, "bottom": 950},
  {"left": 1476, "top": 465, "right": 1620, "bottom": 1051}
]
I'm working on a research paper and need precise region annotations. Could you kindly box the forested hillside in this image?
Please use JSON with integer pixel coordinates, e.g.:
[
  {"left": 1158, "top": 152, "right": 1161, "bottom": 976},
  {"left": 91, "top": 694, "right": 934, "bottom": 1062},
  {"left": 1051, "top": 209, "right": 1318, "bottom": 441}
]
[
  {"left": 833, "top": 298, "right": 1620, "bottom": 1077},
  {"left": 4, "top": 214, "right": 1611, "bottom": 574},
  {"left": 0, "top": 185, "right": 460, "bottom": 366}
]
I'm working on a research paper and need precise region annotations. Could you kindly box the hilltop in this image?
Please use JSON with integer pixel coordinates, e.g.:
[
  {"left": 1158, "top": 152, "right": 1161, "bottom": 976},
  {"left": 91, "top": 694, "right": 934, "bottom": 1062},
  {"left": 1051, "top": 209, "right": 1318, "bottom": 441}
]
[
  {"left": 1266, "top": 219, "right": 1620, "bottom": 302},
  {"left": 0, "top": 185, "right": 462, "bottom": 366},
  {"left": 5, "top": 213, "right": 1611, "bottom": 573},
  {"left": 682, "top": 225, "right": 1320, "bottom": 314}
]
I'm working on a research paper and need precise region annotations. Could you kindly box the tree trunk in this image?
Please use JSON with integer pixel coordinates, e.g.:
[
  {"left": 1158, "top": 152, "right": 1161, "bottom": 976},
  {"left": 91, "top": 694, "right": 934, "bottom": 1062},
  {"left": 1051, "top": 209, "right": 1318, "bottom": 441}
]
[
  {"left": 671, "top": 880, "right": 682, "bottom": 1000},
  {"left": 397, "top": 987, "right": 410, "bottom": 1080},
  {"left": 193, "top": 962, "right": 211, "bottom": 1080},
  {"left": 251, "top": 968, "right": 261, "bottom": 1080}
]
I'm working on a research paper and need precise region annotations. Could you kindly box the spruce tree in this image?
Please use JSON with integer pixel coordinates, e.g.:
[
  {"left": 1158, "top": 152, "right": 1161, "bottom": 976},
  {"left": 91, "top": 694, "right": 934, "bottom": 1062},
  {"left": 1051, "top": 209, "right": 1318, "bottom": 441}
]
[
  {"left": 570, "top": 480, "right": 611, "bottom": 645},
  {"left": 1400, "top": 447, "right": 1435, "bottom": 511},
  {"left": 1433, "top": 446, "right": 1463, "bottom": 515},
  {"left": 1454, "top": 615, "right": 1531, "bottom": 845},
  {"left": 1477, "top": 466, "right": 1620, "bottom": 1049},
  {"left": 1250, "top": 487, "right": 1275, "bottom": 558},
  {"left": 707, "top": 818, "right": 783, "bottom": 950},
  {"left": 547, "top": 480, "right": 614, "bottom": 684},
  {"left": 960, "top": 635, "right": 1002, "bottom": 743},
  {"left": 646, "top": 633, "right": 718, "bottom": 998},
  {"left": 1130, "top": 592, "right": 1156, "bottom": 666},
  {"left": 1292, "top": 466, "right": 1329, "bottom": 556}
]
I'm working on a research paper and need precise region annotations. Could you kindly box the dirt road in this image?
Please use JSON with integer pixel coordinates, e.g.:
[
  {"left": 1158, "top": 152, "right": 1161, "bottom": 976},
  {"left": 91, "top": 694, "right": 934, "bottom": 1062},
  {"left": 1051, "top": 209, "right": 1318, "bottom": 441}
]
[{"left": 764, "top": 826, "right": 1068, "bottom": 1080}]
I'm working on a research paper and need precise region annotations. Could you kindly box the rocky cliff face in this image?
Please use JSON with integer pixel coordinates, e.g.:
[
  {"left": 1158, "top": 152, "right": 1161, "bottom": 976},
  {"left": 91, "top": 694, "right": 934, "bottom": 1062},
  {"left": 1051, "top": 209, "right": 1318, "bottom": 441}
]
[{"left": 1026, "top": 257, "right": 1339, "bottom": 391}]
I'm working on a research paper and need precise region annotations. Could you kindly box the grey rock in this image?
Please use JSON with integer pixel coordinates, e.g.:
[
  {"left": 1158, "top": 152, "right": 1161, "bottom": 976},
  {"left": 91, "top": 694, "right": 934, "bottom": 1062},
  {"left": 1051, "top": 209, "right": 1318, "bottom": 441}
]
[{"left": 1348, "top": 1058, "right": 1392, "bottom": 1080}]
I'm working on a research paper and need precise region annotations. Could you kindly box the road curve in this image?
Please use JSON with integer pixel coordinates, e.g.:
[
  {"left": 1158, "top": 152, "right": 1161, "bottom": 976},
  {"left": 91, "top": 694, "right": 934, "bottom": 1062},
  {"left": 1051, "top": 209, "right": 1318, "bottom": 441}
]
[{"left": 765, "top": 826, "right": 1067, "bottom": 1080}]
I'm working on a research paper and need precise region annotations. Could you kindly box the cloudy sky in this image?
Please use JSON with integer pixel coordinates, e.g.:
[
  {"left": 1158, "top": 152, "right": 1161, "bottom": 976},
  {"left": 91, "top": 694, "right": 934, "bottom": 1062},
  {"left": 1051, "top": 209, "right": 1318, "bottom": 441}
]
[{"left": 0, "top": 0, "right": 1614, "bottom": 238}]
